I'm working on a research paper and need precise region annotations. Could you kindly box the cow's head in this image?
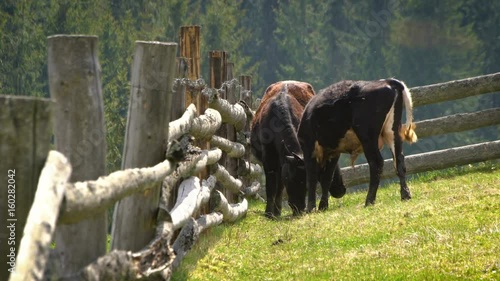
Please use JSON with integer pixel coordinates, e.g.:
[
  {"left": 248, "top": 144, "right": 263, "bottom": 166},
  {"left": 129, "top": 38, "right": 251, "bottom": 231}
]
[{"left": 282, "top": 151, "right": 306, "bottom": 215}]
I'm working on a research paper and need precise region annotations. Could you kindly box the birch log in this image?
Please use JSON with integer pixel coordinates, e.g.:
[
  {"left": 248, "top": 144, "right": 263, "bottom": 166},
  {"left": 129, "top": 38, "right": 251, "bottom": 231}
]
[
  {"left": 341, "top": 140, "right": 500, "bottom": 186},
  {"left": 210, "top": 164, "right": 243, "bottom": 194},
  {"left": 58, "top": 158, "right": 176, "bottom": 224},
  {"left": 203, "top": 83, "right": 247, "bottom": 130},
  {"left": 9, "top": 151, "right": 71, "bottom": 281},
  {"left": 210, "top": 135, "right": 245, "bottom": 158},
  {"left": 59, "top": 219, "right": 175, "bottom": 281},
  {"left": 242, "top": 181, "right": 261, "bottom": 197},
  {"left": 168, "top": 103, "right": 196, "bottom": 142},
  {"left": 170, "top": 176, "right": 216, "bottom": 230},
  {"left": 162, "top": 148, "right": 222, "bottom": 204},
  {"left": 172, "top": 213, "right": 223, "bottom": 270},
  {"left": 112, "top": 41, "right": 177, "bottom": 252},
  {"left": 190, "top": 108, "right": 222, "bottom": 140},
  {"left": 411, "top": 72, "right": 500, "bottom": 107},
  {"left": 0, "top": 95, "right": 52, "bottom": 281},
  {"left": 48, "top": 35, "right": 107, "bottom": 275},
  {"left": 211, "top": 191, "right": 248, "bottom": 222},
  {"left": 238, "top": 159, "right": 263, "bottom": 180}
]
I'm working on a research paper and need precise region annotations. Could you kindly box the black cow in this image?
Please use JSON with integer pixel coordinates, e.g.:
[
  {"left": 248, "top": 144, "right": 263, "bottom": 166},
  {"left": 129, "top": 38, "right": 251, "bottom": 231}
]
[
  {"left": 297, "top": 78, "right": 417, "bottom": 212},
  {"left": 250, "top": 81, "right": 315, "bottom": 217}
]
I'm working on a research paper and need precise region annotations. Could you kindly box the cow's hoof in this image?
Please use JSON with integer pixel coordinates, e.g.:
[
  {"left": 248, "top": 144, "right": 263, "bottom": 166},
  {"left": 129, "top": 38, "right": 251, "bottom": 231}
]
[
  {"left": 264, "top": 212, "right": 278, "bottom": 219},
  {"left": 318, "top": 200, "right": 329, "bottom": 211},
  {"left": 330, "top": 187, "right": 346, "bottom": 198},
  {"left": 401, "top": 195, "right": 412, "bottom": 201},
  {"left": 364, "top": 200, "right": 375, "bottom": 207}
]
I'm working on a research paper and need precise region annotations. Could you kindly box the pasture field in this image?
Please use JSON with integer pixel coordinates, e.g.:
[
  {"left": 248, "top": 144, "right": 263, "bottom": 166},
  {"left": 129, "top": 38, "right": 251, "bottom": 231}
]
[{"left": 172, "top": 162, "right": 499, "bottom": 281}]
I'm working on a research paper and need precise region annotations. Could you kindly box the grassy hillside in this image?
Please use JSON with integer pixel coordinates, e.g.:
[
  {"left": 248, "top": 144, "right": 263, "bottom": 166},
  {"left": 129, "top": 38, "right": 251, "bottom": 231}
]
[{"left": 172, "top": 162, "right": 499, "bottom": 281}]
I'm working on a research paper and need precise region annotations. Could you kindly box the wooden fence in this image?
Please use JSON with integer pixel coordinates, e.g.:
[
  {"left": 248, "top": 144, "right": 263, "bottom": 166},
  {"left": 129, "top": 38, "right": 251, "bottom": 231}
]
[
  {"left": 2, "top": 28, "right": 262, "bottom": 281},
  {"left": 2, "top": 26, "right": 500, "bottom": 281}
]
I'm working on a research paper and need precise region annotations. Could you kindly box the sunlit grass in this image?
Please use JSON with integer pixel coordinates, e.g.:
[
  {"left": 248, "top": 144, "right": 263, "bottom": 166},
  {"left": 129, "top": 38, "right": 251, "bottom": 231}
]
[{"left": 173, "top": 162, "right": 499, "bottom": 280}]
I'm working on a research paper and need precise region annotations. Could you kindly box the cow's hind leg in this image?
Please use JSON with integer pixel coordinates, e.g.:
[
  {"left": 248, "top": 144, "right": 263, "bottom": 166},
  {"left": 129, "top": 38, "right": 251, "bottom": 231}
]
[
  {"left": 355, "top": 131, "right": 384, "bottom": 206},
  {"left": 392, "top": 129, "right": 411, "bottom": 201},
  {"left": 274, "top": 173, "right": 284, "bottom": 216},
  {"left": 305, "top": 157, "right": 320, "bottom": 212}
]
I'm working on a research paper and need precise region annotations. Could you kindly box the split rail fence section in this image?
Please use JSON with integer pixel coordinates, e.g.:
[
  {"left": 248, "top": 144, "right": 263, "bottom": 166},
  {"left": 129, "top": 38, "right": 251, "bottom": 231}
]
[
  {"left": 3, "top": 29, "right": 262, "bottom": 281},
  {"left": 340, "top": 72, "right": 500, "bottom": 185}
]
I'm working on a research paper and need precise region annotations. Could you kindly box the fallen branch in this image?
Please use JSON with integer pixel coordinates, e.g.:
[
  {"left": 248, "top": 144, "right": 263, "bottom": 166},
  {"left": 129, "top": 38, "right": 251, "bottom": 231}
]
[
  {"left": 210, "top": 135, "right": 245, "bottom": 158},
  {"left": 171, "top": 213, "right": 223, "bottom": 270},
  {"left": 211, "top": 190, "right": 248, "bottom": 222},
  {"left": 10, "top": 151, "right": 71, "bottom": 281},
  {"left": 170, "top": 176, "right": 216, "bottom": 230},
  {"left": 210, "top": 163, "right": 243, "bottom": 194}
]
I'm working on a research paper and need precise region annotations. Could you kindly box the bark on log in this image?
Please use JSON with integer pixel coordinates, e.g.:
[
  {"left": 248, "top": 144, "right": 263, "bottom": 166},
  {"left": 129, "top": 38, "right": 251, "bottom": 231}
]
[
  {"left": 190, "top": 108, "right": 222, "bottom": 140},
  {"left": 58, "top": 159, "right": 176, "bottom": 225},
  {"left": 211, "top": 191, "right": 248, "bottom": 222},
  {"left": 162, "top": 148, "right": 222, "bottom": 205},
  {"left": 9, "top": 151, "right": 71, "bottom": 281},
  {"left": 170, "top": 176, "right": 216, "bottom": 230},
  {"left": 48, "top": 35, "right": 107, "bottom": 275},
  {"left": 411, "top": 72, "right": 500, "bottom": 107},
  {"left": 58, "top": 219, "right": 175, "bottom": 281},
  {"left": 242, "top": 181, "right": 261, "bottom": 197},
  {"left": 237, "top": 159, "right": 263, "bottom": 180},
  {"left": 341, "top": 140, "right": 500, "bottom": 186},
  {"left": 171, "top": 213, "right": 223, "bottom": 270},
  {"left": 202, "top": 81, "right": 247, "bottom": 131},
  {"left": 415, "top": 107, "right": 500, "bottom": 138},
  {"left": 112, "top": 41, "right": 177, "bottom": 252},
  {"left": 210, "top": 164, "right": 243, "bottom": 194},
  {"left": 168, "top": 103, "right": 196, "bottom": 142},
  {"left": 0, "top": 95, "right": 52, "bottom": 281},
  {"left": 210, "top": 135, "right": 246, "bottom": 158}
]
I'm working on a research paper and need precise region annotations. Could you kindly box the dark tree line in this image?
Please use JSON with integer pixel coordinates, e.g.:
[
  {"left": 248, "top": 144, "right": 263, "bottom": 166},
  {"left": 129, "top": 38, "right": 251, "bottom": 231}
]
[{"left": 1, "top": 0, "right": 499, "bottom": 170}]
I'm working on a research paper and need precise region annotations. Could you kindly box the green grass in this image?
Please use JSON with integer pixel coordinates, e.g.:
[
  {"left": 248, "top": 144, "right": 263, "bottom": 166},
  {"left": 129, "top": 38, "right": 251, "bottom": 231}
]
[{"left": 172, "top": 162, "right": 500, "bottom": 281}]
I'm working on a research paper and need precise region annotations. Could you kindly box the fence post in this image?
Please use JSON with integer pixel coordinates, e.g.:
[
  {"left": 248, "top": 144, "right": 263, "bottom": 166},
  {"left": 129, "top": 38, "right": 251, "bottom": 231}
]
[
  {"left": 179, "top": 26, "right": 201, "bottom": 109},
  {"left": 111, "top": 41, "right": 177, "bottom": 252},
  {"left": 239, "top": 75, "right": 253, "bottom": 192},
  {"left": 225, "top": 64, "right": 239, "bottom": 202},
  {"left": 0, "top": 96, "right": 52, "bottom": 281},
  {"left": 47, "top": 35, "right": 107, "bottom": 276},
  {"left": 209, "top": 50, "right": 231, "bottom": 200}
]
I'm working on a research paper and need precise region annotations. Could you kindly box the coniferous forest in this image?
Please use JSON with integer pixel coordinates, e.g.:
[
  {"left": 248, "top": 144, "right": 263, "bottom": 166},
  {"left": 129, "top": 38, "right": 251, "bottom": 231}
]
[{"left": 1, "top": 0, "right": 499, "bottom": 171}]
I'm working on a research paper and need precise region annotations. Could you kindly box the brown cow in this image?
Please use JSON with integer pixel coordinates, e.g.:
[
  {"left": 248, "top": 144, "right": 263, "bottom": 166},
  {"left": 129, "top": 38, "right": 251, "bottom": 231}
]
[{"left": 250, "top": 81, "right": 315, "bottom": 217}]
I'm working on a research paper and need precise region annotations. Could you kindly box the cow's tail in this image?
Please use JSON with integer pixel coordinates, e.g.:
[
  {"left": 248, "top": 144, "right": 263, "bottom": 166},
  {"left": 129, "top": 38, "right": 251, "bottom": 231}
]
[{"left": 388, "top": 79, "right": 418, "bottom": 143}]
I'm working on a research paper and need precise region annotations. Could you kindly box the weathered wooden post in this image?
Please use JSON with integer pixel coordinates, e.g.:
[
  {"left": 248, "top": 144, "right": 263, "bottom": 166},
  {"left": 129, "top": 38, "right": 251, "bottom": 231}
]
[
  {"left": 225, "top": 65, "right": 239, "bottom": 202},
  {"left": 209, "top": 50, "right": 231, "bottom": 200},
  {"left": 239, "top": 75, "right": 254, "bottom": 192},
  {"left": 179, "top": 26, "right": 201, "bottom": 109},
  {"left": 111, "top": 41, "right": 177, "bottom": 252},
  {"left": 0, "top": 96, "right": 53, "bottom": 281},
  {"left": 48, "top": 35, "right": 107, "bottom": 276}
]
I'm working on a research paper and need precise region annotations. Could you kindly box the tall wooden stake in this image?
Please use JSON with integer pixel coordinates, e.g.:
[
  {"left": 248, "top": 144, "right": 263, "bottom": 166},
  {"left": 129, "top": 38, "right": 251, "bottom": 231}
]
[
  {"left": 111, "top": 41, "right": 177, "bottom": 251},
  {"left": 48, "top": 35, "right": 107, "bottom": 276}
]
